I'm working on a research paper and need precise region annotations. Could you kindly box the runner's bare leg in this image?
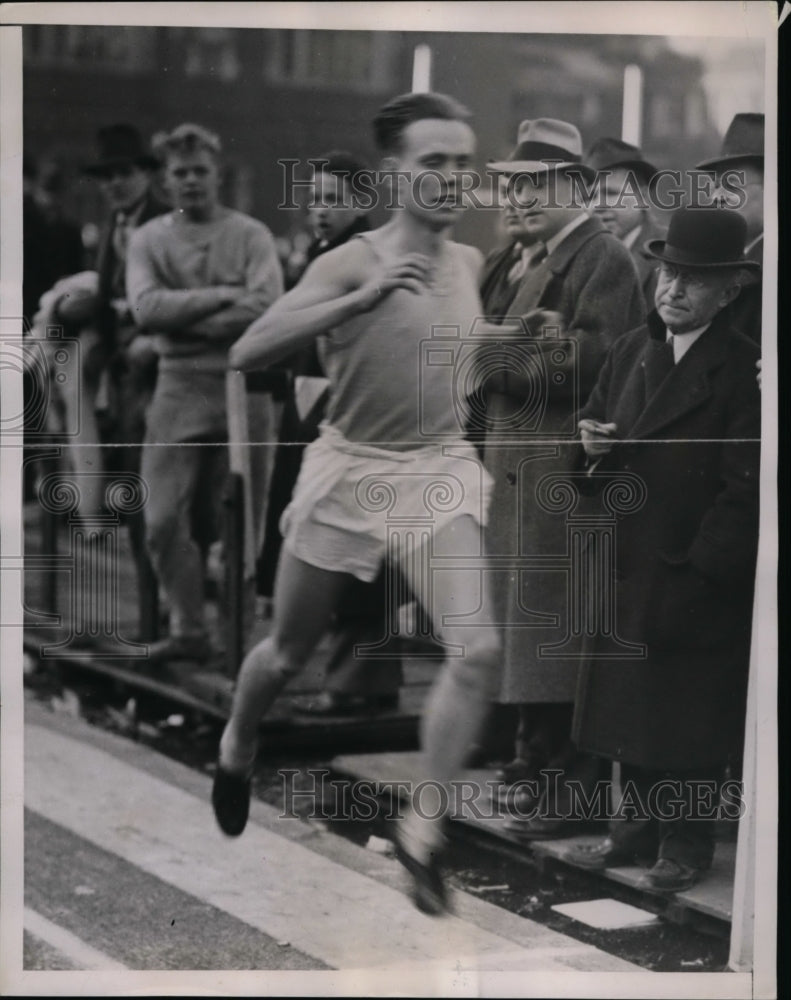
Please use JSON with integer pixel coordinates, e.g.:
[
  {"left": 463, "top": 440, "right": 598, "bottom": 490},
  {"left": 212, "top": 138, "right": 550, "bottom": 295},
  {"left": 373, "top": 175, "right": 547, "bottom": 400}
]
[
  {"left": 219, "top": 551, "right": 355, "bottom": 773},
  {"left": 396, "top": 514, "right": 500, "bottom": 862}
]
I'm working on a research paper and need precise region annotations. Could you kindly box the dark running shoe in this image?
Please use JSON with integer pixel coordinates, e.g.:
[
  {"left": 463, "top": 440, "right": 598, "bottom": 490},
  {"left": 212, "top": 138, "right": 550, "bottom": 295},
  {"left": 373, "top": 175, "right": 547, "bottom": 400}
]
[
  {"left": 212, "top": 763, "right": 251, "bottom": 837},
  {"left": 394, "top": 837, "right": 450, "bottom": 916}
]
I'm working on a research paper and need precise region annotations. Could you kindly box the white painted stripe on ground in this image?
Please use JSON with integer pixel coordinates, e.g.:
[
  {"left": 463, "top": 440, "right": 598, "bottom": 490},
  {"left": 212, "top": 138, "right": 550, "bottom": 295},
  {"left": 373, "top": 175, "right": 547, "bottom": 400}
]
[
  {"left": 25, "top": 721, "right": 636, "bottom": 972},
  {"left": 24, "top": 907, "right": 128, "bottom": 971}
]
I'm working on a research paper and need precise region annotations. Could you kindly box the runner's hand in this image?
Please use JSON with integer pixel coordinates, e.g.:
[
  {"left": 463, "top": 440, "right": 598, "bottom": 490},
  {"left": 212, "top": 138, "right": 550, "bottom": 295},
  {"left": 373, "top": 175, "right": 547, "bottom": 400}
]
[{"left": 355, "top": 254, "right": 433, "bottom": 312}]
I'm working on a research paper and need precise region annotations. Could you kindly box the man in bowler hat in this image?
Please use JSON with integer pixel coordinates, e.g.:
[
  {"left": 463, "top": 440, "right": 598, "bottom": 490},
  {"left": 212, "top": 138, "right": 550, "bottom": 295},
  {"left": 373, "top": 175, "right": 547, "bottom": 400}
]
[
  {"left": 37, "top": 126, "right": 168, "bottom": 622},
  {"left": 565, "top": 206, "right": 760, "bottom": 892},
  {"left": 697, "top": 113, "right": 764, "bottom": 345},
  {"left": 52, "top": 125, "right": 168, "bottom": 483}
]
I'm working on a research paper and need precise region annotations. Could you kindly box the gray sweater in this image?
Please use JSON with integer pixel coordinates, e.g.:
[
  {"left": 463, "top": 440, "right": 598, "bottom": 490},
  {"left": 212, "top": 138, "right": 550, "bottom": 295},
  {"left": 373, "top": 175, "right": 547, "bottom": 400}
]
[{"left": 127, "top": 207, "right": 283, "bottom": 373}]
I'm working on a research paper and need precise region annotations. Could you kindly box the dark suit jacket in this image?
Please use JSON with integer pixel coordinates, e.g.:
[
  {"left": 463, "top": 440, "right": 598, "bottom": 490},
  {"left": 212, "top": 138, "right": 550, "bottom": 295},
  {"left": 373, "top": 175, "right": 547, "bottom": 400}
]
[
  {"left": 571, "top": 309, "right": 761, "bottom": 770},
  {"left": 725, "top": 234, "right": 762, "bottom": 345},
  {"left": 506, "top": 215, "right": 645, "bottom": 400},
  {"left": 95, "top": 191, "right": 169, "bottom": 354},
  {"left": 628, "top": 216, "right": 665, "bottom": 308},
  {"left": 480, "top": 241, "right": 522, "bottom": 316}
]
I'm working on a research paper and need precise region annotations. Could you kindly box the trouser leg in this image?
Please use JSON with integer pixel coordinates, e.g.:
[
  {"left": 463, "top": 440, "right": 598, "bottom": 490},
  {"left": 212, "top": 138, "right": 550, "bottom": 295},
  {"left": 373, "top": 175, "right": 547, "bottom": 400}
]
[
  {"left": 141, "top": 442, "right": 206, "bottom": 638},
  {"left": 656, "top": 768, "right": 719, "bottom": 870}
]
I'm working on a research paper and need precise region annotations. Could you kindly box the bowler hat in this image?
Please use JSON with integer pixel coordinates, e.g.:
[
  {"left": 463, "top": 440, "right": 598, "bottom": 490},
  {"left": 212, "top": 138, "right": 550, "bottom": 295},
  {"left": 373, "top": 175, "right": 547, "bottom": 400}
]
[
  {"left": 645, "top": 207, "right": 761, "bottom": 270},
  {"left": 83, "top": 124, "right": 159, "bottom": 176},
  {"left": 489, "top": 118, "right": 596, "bottom": 180},
  {"left": 696, "top": 113, "right": 764, "bottom": 170},
  {"left": 585, "top": 136, "right": 657, "bottom": 183}
]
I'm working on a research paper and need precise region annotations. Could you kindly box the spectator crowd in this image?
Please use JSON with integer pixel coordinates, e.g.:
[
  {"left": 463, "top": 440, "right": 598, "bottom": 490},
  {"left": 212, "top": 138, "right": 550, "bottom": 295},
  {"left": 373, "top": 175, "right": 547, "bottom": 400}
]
[{"left": 22, "top": 100, "right": 764, "bottom": 907}]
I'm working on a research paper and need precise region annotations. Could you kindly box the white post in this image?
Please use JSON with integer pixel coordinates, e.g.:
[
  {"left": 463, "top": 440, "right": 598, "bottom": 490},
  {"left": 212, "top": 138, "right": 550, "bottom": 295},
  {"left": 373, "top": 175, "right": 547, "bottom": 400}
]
[
  {"left": 728, "top": 626, "right": 756, "bottom": 971},
  {"left": 412, "top": 44, "right": 432, "bottom": 93},
  {"left": 622, "top": 64, "right": 643, "bottom": 146},
  {"left": 225, "top": 369, "right": 255, "bottom": 580}
]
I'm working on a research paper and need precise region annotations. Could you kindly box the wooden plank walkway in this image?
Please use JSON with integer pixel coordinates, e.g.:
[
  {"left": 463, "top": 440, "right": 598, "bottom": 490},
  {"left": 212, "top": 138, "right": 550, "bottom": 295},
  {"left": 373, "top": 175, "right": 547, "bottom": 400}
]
[
  {"left": 21, "top": 500, "right": 738, "bottom": 925},
  {"left": 331, "top": 751, "right": 736, "bottom": 930}
]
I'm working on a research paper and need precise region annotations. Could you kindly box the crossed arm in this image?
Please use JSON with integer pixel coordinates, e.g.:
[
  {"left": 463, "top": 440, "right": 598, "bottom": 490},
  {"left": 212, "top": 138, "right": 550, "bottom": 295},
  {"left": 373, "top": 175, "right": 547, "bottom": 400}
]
[{"left": 126, "top": 225, "right": 283, "bottom": 340}]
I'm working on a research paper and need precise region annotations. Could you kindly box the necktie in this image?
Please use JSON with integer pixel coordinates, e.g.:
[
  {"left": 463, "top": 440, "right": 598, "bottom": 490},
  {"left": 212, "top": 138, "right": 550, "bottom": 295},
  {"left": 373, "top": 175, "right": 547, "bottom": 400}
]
[
  {"left": 645, "top": 335, "right": 675, "bottom": 399},
  {"left": 508, "top": 243, "right": 547, "bottom": 284},
  {"left": 112, "top": 212, "right": 131, "bottom": 261}
]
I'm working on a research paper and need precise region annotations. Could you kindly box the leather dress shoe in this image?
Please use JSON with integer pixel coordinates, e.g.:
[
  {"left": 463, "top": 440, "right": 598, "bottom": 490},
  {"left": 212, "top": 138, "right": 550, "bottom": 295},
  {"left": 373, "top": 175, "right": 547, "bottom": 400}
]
[
  {"left": 564, "top": 836, "right": 655, "bottom": 870},
  {"left": 212, "top": 763, "right": 252, "bottom": 837},
  {"left": 495, "top": 755, "right": 546, "bottom": 786},
  {"left": 394, "top": 836, "right": 450, "bottom": 916},
  {"left": 145, "top": 633, "right": 211, "bottom": 664},
  {"left": 642, "top": 857, "right": 703, "bottom": 893}
]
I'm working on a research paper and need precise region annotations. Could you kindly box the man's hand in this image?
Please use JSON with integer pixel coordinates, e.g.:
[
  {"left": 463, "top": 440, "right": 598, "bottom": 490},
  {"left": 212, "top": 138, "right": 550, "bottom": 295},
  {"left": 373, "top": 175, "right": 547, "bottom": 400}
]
[
  {"left": 55, "top": 288, "right": 98, "bottom": 327},
  {"left": 354, "top": 253, "right": 432, "bottom": 313},
  {"left": 218, "top": 286, "right": 246, "bottom": 308},
  {"left": 579, "top": 418, "right": 618, "bottom": 457},
  {"left": 524, "top": 308, "right": 565, "bottom": 337}
]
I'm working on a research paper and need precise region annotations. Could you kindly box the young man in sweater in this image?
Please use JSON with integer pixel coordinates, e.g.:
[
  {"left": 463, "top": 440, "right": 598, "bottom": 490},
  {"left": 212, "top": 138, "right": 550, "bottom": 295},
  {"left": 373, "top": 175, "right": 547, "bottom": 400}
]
[{"left": 127, "top": 124, "right": 283, "bottom": 663}]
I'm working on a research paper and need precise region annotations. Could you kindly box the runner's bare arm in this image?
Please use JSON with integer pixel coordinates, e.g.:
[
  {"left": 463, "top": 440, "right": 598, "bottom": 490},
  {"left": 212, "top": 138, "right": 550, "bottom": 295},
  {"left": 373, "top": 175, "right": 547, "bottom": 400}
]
[{"left": 229, "top": 242, "right": 431, "bottom": 371}]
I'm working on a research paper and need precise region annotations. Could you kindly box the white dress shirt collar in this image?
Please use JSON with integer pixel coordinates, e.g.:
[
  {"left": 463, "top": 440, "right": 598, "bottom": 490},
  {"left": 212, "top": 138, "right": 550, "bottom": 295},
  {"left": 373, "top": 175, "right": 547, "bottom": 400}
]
[
  {"left": 666, "top": 324, "right": 710, "bottom": 363},
  {"left": 621, "top": 224, "right": 643, "bottom": 250}
]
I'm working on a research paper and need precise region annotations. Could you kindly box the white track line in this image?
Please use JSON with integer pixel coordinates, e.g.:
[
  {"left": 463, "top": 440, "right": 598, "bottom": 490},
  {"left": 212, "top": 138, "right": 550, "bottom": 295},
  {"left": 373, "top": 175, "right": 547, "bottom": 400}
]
[{"left": 24, "top": 907, "right": 128, "bottom": 971}]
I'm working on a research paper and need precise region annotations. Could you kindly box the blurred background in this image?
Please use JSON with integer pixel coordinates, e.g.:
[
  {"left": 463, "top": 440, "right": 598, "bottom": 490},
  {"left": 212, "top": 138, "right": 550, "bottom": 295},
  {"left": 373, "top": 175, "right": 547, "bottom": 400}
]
[{"left": 23, "top": 25, "right": 765, "bottom": 261}]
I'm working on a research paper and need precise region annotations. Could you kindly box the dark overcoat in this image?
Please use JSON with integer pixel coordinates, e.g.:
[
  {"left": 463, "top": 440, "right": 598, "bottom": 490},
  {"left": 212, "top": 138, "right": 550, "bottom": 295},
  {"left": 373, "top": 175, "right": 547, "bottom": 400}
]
[
  {"left": 571, "top": 310, "right": 761, "bottom": 770},
  {"left": 725, "top": 235, "right": 762, "bottom": 345},
  {"left": 95, "top": 190, "right": 169, "bottom": 354},
  {"left": 628, "top": 216, "right": 666, "bottom": 308},
  {"left": 484, "top": 215, "right": 645, "bottom": 703}
]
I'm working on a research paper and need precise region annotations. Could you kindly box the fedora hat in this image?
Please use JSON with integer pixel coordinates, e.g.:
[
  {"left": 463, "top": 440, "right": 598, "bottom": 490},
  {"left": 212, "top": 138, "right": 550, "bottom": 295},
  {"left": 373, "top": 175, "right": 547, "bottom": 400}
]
[
  {"left": 585, "top": 136, "right": 657, "bottom": 183},
  {"left": 83, "top": 124, "right": 159, "bottom": 177},
  {"left": 696, "top": 113, "right": 764, "bottom": 170},
  {"left": 489, "top": 118, "right": 596, "bottom": 180},
  {"left": 645, "top": 207, "right": 760, "bottom": 271}
]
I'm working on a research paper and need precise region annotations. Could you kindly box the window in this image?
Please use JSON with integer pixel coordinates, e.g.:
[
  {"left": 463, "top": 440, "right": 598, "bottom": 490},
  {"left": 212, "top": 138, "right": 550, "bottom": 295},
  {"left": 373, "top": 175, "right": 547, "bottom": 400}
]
[
  {"left": 183, "top": 28, "right": 240, "bottom": 82},
  {"left": 24, "top": 26, "right": 156, "bottom": 74},
  {"left": 266, "top": 30, "right": 396, "bottom": 91},
  {"left": 683, "top": 91, "right": 706, "bottom": 136},
  {"left": 650, "top": 94, "right": 675, "bottom": 139}
]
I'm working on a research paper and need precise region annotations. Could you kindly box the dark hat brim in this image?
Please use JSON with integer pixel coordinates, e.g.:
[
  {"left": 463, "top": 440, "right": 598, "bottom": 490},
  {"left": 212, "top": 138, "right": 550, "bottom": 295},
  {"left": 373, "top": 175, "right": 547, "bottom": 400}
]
[
  {"left": 487, "top": 159, "right": 597, "bottom": 183},
  {"left": 82, "top": 154, "right": 160, "bottom": 176},
  {"left": 644, "top": 237, "right": 761, "bottom": 271},
  {"left": 695, "top": 152, "right": 764, "bottom": 171},
  {"left": 593, "top": 157, "right": 658, "bottom": 181}
]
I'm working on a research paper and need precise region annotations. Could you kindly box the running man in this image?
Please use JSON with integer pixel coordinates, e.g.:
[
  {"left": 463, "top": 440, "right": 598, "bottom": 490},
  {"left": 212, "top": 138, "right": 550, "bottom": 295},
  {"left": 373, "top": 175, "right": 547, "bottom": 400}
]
[{"left": 212, "top": 92, "right": 501, "bottom": 915}]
